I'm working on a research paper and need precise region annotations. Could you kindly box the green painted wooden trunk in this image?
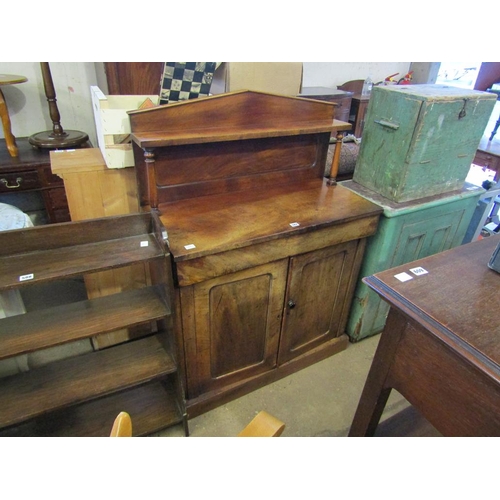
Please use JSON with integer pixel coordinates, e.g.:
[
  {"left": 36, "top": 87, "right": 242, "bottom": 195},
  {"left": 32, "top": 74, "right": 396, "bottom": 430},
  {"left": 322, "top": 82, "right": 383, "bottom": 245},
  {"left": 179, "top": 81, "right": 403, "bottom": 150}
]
[
  {"left": 342, "top": 180, "right": 484, "bottom": 342},
  {"left": 353, "top": 84, "right": 496, "bottom": 203}
]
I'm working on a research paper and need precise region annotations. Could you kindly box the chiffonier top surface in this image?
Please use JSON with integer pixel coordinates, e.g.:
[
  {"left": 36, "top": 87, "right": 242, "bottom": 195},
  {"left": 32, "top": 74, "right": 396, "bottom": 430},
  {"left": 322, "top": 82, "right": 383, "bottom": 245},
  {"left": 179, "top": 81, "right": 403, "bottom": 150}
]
[{"left": 159, "top": 178, "right": 382, "bottom": 262}]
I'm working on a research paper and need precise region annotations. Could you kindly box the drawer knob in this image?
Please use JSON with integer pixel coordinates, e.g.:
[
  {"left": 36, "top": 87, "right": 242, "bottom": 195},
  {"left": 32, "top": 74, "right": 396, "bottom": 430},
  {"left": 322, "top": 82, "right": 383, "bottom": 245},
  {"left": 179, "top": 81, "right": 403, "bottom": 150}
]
[
  {"left": 1, "top": 177, "right": 22, "bottom": 189},
  {"left": 287, "top": 300, "right": 296, "bottom": 309}
]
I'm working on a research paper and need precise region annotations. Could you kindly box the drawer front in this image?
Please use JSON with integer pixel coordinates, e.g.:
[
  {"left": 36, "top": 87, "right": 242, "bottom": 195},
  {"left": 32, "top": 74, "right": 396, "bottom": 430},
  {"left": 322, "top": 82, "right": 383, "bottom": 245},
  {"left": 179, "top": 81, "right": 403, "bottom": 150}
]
[
  {"left": 300, "top": 93, "right": 352, "bottom": 122},
  {"left": 42, "top": 187, "right": 71, "bottom": 223},
  {"left": 333, "top": 96, "right": 352, "bottom": 122},
  {"left": 40, "top": 167, "right": 64, "bottom": 186},
  {"left": 45, "top": 186, "right": 68, "bottom": 209},
  {"left": 0, "top": 170, "right": 41, "bottom": 193}
]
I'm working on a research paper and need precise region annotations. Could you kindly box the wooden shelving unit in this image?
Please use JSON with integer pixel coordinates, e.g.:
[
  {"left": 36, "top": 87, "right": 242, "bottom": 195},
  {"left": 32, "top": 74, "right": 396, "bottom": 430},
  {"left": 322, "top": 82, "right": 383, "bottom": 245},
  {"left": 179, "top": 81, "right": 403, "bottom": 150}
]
[{"left": 0, "top": 212, "right": 187, "bottom": 436}]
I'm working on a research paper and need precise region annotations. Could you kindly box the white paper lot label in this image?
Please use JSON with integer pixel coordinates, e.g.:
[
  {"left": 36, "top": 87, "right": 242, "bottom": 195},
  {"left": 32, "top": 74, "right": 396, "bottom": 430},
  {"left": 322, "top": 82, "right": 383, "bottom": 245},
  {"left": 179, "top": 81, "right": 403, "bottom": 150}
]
[
  {"left": 394, "top": 272, "right": 412, "bottom": 282},
  {"left": 410, "top": 266, "right": 428, "bottom": 276}
]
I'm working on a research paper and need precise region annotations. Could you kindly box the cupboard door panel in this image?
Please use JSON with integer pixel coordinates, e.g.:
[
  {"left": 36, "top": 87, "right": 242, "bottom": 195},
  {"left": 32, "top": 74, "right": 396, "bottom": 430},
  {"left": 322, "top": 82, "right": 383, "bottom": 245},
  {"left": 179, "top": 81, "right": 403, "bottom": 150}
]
[
  {"left": 184, "top": 259, "right": 288, "bottom": 398},
  {"left": 278, "top": 241, "right": 358, "bottom": 364}
]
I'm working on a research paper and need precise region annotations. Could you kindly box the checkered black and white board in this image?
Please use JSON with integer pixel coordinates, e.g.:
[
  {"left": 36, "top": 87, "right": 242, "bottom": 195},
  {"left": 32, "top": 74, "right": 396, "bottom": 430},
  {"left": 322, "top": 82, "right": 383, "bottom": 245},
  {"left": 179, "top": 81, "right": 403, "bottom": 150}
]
[{"left": 159, "top": 62, "right": 216, "bottom": 105}]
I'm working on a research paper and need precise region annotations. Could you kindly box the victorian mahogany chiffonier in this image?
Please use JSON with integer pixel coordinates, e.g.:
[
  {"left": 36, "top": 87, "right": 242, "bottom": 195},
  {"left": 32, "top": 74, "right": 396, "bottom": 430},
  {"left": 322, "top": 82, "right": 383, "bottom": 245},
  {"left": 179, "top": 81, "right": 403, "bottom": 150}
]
[{"left": 128, "top": 90, "right": 382, "bottom": 416}]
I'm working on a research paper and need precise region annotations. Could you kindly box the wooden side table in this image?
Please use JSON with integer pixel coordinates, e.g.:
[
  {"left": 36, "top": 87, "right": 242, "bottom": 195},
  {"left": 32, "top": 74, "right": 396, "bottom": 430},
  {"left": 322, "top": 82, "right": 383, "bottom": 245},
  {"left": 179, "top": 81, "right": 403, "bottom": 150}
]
[
  {"left": 349, "top": 236, "right": 500, "bottom": 436},
  {"left": 0, "top": 137, "right": 71, "bottom": 223},
  {"left": 349, "top": 94, "right": 370, "bottom": 137},
  {"left": 299, "top": 87, "right": 353, "bottom": 122},
  {"left": 0, "top": 74, "right": 27, "bottom": 157}
]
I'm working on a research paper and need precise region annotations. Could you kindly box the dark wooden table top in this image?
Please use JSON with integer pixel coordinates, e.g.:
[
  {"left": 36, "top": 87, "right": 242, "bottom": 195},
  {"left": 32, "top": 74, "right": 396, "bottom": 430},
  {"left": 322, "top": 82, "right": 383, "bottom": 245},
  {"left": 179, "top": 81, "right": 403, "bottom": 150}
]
[
  {"left": 364, "top": 235, "right": 500, "bottom": 377},
  {"left": 0, "top": 137, "right": 50, "bottom": 170},
  {"left": 478, "top": 133, "right": 500, "bottom": 158},
  {"left": 299, "top": 87, "right": 354, "bottom": 97}
]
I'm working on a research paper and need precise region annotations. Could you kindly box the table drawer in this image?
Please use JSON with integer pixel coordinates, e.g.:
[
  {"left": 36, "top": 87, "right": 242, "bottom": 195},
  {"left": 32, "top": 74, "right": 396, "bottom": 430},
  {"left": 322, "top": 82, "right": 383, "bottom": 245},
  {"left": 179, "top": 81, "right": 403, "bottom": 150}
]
[
  {"left": 41, "top": 187, "right": 71, "bottom": 223},
  {"left": 333, "top": 96, "right": 352, "bottom": 122},
  {"left": 40, "top": 166, "right": 64, "bottom": 186},
  {"left": 0, "top": 170, "right": 41, "bottom": 193},
  {"left": 44, "top": 186, "right": 68, "bottom": 209},
  {"left": 473, "top": 150, "right": 500, "bottom": 171}
]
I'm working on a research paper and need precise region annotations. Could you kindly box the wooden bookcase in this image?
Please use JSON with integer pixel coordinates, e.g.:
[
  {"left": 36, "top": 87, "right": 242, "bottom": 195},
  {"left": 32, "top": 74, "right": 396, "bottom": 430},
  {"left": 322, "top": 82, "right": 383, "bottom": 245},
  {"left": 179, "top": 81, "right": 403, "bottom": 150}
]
[
  {"left": 128, "top": 90, "right": 382, "bottom": 416},
  {"left": 0, "top": 212, "right": 186, "bottom": 436}
]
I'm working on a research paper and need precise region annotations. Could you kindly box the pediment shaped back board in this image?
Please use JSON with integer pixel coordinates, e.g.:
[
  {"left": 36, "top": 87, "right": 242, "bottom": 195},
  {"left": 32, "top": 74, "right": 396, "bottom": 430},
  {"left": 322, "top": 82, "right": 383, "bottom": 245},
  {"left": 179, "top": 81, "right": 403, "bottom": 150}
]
[{"left": 128, "top": 90, "right": 338, "bottom": 207}]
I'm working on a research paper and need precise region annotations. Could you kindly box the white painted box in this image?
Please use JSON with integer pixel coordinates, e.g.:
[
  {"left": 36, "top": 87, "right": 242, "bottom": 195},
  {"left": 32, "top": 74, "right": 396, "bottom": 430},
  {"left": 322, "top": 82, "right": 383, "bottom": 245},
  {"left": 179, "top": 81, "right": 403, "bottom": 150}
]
[{"left": 90, "top": 86, "right": 158, "bottom": 169}]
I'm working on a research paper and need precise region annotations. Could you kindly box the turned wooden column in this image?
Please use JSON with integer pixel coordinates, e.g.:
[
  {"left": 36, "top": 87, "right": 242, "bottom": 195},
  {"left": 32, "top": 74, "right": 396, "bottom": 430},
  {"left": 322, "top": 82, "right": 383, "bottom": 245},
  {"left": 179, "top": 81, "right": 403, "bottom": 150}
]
[
  {"left": 29, "top": 63, "right": 89, "bottom": 149},
  {"left": 326, "top": 131, "right": 345, "bottom": 186},
  {"left": 144, "top": 149, "right": 158, "bottom": 210}
]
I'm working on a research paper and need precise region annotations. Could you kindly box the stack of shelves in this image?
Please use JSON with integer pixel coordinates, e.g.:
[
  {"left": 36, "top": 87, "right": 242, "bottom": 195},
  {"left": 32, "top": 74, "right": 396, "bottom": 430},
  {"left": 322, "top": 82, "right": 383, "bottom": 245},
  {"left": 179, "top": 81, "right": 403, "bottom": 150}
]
[{"left": 0, "top": 212, "right": 186, "bottom": 436}]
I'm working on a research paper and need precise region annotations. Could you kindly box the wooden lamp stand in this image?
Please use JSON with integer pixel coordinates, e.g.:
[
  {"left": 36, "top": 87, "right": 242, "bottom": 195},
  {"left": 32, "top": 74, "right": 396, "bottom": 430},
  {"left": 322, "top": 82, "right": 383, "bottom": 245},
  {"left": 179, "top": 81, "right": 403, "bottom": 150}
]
[{"left": 29, "top": 62, "right": 89, "bottom": 149}]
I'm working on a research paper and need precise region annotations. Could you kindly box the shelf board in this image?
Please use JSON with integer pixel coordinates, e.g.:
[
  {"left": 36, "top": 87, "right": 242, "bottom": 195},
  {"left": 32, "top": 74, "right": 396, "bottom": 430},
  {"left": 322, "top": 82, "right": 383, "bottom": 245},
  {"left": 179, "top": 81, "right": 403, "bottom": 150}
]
[
  {"left": 0, "top": 234, "right": 164, "bottom": 290},
  {"left": 0, "top": 286, "right": 169, "bottom": 360},
  {"left": 0, "top": 381, "right": 184, "bottom": 437},
  {"left": 131, "top": 124, "right": 343, "bottom": 148},
  {"left": 0, "top": 334, "right": 175, "bottom": 429}
]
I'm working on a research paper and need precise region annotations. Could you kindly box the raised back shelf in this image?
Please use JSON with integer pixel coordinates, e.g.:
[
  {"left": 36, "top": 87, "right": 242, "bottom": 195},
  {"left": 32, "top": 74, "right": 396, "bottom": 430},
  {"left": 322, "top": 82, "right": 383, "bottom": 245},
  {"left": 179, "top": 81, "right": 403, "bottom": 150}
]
[
  {"left": 128, "top": 90, "right": 338, "bottom": 146},
  {"left": 129, "top": 90, "right": 351, "bottom": 208}
]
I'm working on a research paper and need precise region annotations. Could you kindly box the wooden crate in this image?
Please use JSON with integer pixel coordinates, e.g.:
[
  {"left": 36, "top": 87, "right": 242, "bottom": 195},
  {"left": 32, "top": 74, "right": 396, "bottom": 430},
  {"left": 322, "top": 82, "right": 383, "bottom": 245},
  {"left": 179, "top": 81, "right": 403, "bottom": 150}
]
[
  {"left": 353, "top": 84, "right": 497, "bottom": 202},
  {"left": 91, "top": 86, "right": 158, "bottom": 169}
]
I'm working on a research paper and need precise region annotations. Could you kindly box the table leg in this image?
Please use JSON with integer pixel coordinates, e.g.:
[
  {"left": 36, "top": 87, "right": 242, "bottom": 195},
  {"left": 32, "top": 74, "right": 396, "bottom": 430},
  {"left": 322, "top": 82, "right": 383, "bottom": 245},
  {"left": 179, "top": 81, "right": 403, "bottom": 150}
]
[
  {"left": 348, "top": 307, "right": 406, "bottom": 436},
  {"left": 0, "top": 87, "right": 18, "bottom": 157}
]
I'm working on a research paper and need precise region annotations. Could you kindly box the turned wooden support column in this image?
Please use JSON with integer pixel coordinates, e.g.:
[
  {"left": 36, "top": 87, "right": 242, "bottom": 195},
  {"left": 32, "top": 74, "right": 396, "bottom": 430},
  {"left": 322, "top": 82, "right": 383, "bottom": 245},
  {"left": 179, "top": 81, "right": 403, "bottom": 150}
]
[
  {"left": 144, "top": 148, "right": 158, "bottom": 209},
  {"left": 326, "top": 131, "right": 344, "bottom": 186}
]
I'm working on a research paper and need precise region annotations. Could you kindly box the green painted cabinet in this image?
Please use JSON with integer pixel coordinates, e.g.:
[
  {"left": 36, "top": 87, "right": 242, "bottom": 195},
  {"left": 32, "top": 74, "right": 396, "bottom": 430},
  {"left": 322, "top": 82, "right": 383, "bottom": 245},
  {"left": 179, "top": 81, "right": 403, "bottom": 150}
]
[
  {"left": 342, "top": 180, "right": 484, "bottom": 342},
  {"left": 353, "top": 84, "right": 496, "bottom": 203}
]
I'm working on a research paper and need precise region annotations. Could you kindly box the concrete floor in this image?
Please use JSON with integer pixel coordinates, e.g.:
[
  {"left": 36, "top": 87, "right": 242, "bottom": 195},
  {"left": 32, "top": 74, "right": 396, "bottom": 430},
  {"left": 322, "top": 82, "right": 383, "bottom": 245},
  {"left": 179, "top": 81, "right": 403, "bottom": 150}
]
[{"left": 155, "top": 334, "right": 421, "bottom": 438}]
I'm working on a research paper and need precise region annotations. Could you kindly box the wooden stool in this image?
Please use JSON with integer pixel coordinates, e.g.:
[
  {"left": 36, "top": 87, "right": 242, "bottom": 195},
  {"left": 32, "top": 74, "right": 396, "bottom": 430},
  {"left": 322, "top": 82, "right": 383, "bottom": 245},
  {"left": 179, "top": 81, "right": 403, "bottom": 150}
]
[{"left": 0, "top": 74, "right": 27, "bottom": 157}]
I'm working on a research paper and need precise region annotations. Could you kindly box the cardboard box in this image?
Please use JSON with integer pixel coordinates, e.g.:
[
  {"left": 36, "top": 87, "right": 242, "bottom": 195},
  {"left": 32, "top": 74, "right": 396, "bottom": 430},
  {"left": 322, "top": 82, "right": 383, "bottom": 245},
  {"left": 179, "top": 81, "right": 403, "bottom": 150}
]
[
  {"left": 211, "top": 62, "right": 303, "bottom": 96},
  {"left": 90, "top": 86, "right": 159, "bottom": 169}
]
